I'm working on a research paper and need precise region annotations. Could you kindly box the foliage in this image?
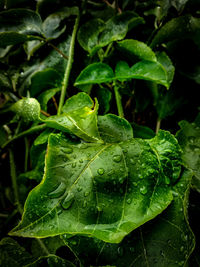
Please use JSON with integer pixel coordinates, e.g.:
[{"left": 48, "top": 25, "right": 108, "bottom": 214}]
[{"left": 0, "top": 0, "right": 200, "bottom": 266}]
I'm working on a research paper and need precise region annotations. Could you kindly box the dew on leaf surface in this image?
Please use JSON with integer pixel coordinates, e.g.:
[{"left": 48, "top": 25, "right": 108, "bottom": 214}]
[
  {"left": 113, "top": 155, "right": 122, "bottom": 163},
  {"left": 140, "top": 186, "right": 147, "bottom": 195},
  {"left": 48, "top": 182, "right": 66, "bottom": 198},
  {"left": 61, "top": 192, "right": 74, "bottom": 210},
  {"left": 97, "top": 168, "right": 105, "bottom": 175}
]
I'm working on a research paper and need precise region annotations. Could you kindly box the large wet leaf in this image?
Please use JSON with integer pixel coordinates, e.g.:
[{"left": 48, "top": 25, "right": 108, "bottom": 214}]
[
  {"left": 61, "top": 170, "right": 195, "bottom": 267},
  {"left": 176, "top": 117, "right": 200, "bottom": 192},
  {"left": 0, "top": 9, "right": 43, "bottom": 47},
  {"left": 10, "top": 130, "right": 181, "bottom": 243},
  {"left": 77, "top": 12, "right": 144, "bottom": 56}
]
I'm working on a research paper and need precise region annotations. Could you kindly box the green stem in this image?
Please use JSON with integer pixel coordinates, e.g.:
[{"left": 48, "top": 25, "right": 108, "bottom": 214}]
[
  {"left": 156, "top": 118, "right": 161, "bottom": 134},
  {"left": 24, "top": 137, "right": 29, "bottom": 172},
  {"left": 57, "top": 13, "right": 80, "bottom": 115},
  {"left": 104, "top": 43, "right": 112, "bottom": 59},
  {"left": 9, "top": 149, "right": 23, "bottom": 215},
  {"left": 1, "top": 124, "right": 47, "bottom": 149},
  {"left": 114, "top": 85, "right": 124, "bottom": 118}
]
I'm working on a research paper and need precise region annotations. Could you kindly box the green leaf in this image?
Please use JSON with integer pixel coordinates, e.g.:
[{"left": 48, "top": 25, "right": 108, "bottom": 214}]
[
  {"left": 98, "top": 11, "right": 145, "bottom": 47},
  {"left": 150, "top": 15, "right": 200, "bottom": 48},
  {"left": 74, "top": 63, "right": 114, "bottom": 86},
  {"left": 130, "top": 61, "right": 168, "bottom": 88},
  {"left": 30, "top": 68, "right": 61, "bottom": 97},
  {"left": 156, "top": 51, "right": 175, "bottom": 86},
  {"left": 75, "top": 61, "right": 168, "bottom": 88},
  {"left": 0, "top": 9, "right": 43, "bottom": 47},
  {"left": 24, "top": 40, "right": 45, "bottom": 60},
  {"left": 77, "top": 18, "right": 105, "bottom": 55},
  {"left": 38, "top": 88, "right": 60, "bottom": 112},
  {"left": 98, "top": 114, "right": 133, "bottom": 143},
  {"left": 96, "top": 86, "right": 112, "bottom": 115},
  {"left": 45, "top": 95, "right": 101, "bottom": 143},
  {"left": 176, "top": 118, "right": 200, "bottom": 192},
  {"left": 27, "top": 255, "right": 76, "bottom": 267},
  {"left": 61, "top": 170, "right": 194, "bottom": 267},
  {"left": 0, "top": 73, "right": 11, "bottom": 91},
  {"left": 42, "top": 6, "right": 79, "bottom": 39},
  {"left": 117, "top": 39, "right": 157, "bottom": 62},
  {"left": 10, "top": 130, "right": 181, "bottom": 243},
  {"left": 132, "top": 122, "right": 155, "bottom": 139},
  {"left": 0, "top": 237, "right": 33, "bottom": 266},
  {"left": 77, "top": 12, "right": 144, "bottom": 55}
]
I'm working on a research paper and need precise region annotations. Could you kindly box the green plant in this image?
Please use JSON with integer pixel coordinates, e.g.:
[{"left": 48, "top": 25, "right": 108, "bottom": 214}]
[{"left": 0, "top": 1, "right": 200, "bottom": 266}]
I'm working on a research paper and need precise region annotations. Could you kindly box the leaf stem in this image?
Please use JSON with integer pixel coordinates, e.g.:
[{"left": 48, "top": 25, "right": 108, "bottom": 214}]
[
  {"left": 47, "top": 41, "right": 69, "bottom": 60},
  {"left": 1, "top": 124, "right": 47, "bottom": 149},
  {"left": 156, "top": 118, "right": 161, "bottom": 134},
  {"left": 114, "top": 85, "right": 124, "bottom": 118},
  {"left": 36, "top": 238, "right": 50, "bottom": 256},
  {"left": 9, "top": 149, "right": 23, "bottom": 215},
  {"left": 57, "top": 13, "right": 80, "bottom": 115}
]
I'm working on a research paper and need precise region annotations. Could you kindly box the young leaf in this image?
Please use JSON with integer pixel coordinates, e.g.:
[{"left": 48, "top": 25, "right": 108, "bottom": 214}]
[
  {"left": 38, "top": 88, "right": 60, "bottom": 112},
  {"left": 96, "top": 86, "right": 112, "bottom": 115},
  {"left": 10, "top": 130, "right": 181, "bottom": 243},
  {"left": 117, "top": 39, "right": 157, "bottom": 62},
  {"left": 74, "top": 63, "right": 114, "bottom": 86},
  {"left": 98, "top": 114, "right": 133, "bottom": 143},
  {"left": 0, "top": 9, "right": 43, "bottom": 47},
  {"left": 62, "top": 170, "right": 194, "bottom": 267}
]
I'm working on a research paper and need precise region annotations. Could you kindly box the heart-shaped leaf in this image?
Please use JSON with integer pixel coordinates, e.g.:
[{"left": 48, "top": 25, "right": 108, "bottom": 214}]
[{"left": 10, "top": 130, "right": 181, "bottom": 243}]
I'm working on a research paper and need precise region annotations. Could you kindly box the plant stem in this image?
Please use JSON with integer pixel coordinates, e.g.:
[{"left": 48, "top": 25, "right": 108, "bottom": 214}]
[
  {"left": 57, "top": 13, "right": 80, "bottom": 115},
  {"left": 156, "top": 118, "right": 161, "bottom": 134},
  {"left": 24, "top": 137, "right": 29, "bottom": 172},
  {"left": 9, "top": 149, "right": 23, "bottom": 215},
  {"left": 47, "top": 42, "right": 69, "bottom": 60},
  {"left": 104, "top": 43, "right": 113, "bottom": 59},
  {"left": 114, "top": 85, "right": 124, "bottom": 118},
  {"left": 1, "top": 124, "right": 47, "bottom": 149}
]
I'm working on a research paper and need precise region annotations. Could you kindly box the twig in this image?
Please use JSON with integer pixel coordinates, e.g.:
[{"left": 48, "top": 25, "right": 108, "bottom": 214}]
[
  {"left": 102, "top": 0, "right": 113, "bottom": 8},
  {"left": 9, "top": 149, "right": 23, "bottom": 215},
  {"left": 52, "top": 96, "right": 58, "bottom": 111},
  {"left": 47, "top": 42, "right": 69, "bottom": 60},
  {"left": 40, "top": 110, "right": 50, "bottom": 117},
  {"left": 57, "top": 12, "right": 80, "bottom": 115},
  {"left": 1, "top": 124, "right": 47, "bottom": 149}
]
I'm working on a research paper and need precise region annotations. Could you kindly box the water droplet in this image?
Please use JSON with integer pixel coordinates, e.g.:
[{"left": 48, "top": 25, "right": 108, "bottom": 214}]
[
  {"left": 188, "top": 136, "right": 195, "bottom": 144},
  {"left": 79, "top": 159, "right": 83, "bottom": 163},
  {"left": 126, "top": 198, "right": 132, "bottom": 204},
  {"left": 140, "top": 186, "right": 147, "bottom": 195},
  {"left": 72, "top": 162, "right": 76, "bottom": 168},
  {"left": 113, "top": 155, "right": 122, "bottom": 163},
  {"left": 97, "top": 168, "right": 105, "bottom": 175},
  {"left": 61, "top": 147, "right": 73, "bottom": 154},
  {"left": 77, "top": 186, "right": 82, "bottom": 192},
  {"left": 138, "top": 174, "right": 143, "bottom": 179},
  {"left": 71, "top": 240, "right": 77, "bottom": 246},
  {"left": 133, "top": 182, "right": 138, "bottom": 187},
  {"left": 181, "top": 233, "right": 188, "bottom": 241},
  {"left": 48, "top": 182, "right": 66, "bottom": 198},
  {"left": 117, "top": 247, "right": 123, "bottom": 257},
  {"left": 61, "top": 192, "right": 74, "bottom": 210},
  {"left": 83, "top": 200, "right": 87, "bottom": 208},
  {"left": 84, "top": 191, "right": 90, "bottom": 197}
]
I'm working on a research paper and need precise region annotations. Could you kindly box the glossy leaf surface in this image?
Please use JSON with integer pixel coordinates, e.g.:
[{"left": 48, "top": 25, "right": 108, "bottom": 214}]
[
  {"left": 77, "top": 12, "right": 144, "bottom": 55},
  {"left": 0, "top": 9, "right": 42, "bottom": 47},
  {"left": 62, "top": 170, "right": 195, "bottom": 267},
  {"left": 10, "top": 130, "right": 181, "bottom": 243},
  {"left": 117, "top": 39, "right": 157, "bottom": 62}
]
